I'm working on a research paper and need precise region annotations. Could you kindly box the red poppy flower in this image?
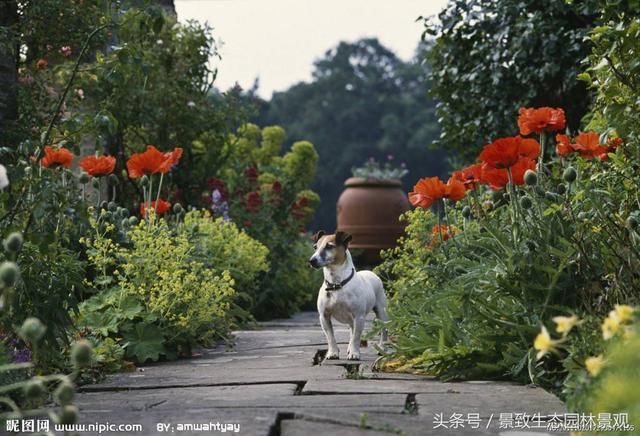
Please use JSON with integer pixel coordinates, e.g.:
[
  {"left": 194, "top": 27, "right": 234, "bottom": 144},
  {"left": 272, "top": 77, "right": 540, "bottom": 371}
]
[
  {"left": 244, "top": 167, "right": 258, "bottom": 182},
  {"left": 79, "top": 155, "right": 116, "bottom": 176},
  {"left": 140, "top": 199, "right": 171, "bottom": 217},
  {"left": 428, "top": 224, "right": 457, "bottom": 248},
  {"left": 481, "top": 158, "right": 536, "bottom": 190},
  {"left": 444, "top": 177, "right": 466, "bottom": 202},
  {"left": 127, "top": 145, "right": 183, "bottom": 178},
  {"left": 573, "top": 132, "right": 608, "bottom": 160},
  {"left": 517, "top": 107, "right": 566, "bottom": 135},
  {"left": 408, "top": 177, "right": 446, "bottom": 209},
  {"left": 555, "top": 134, "right": 575, "bottom": 157},
  {"left": 246, "top": 191, "right": 262, "bottom": 212},
  {"left": 41, "top": 146, "right": 74, "bottom": 168},
  {"left": 453, "top": 163, "right": 483, "bottom": 191},
  {"left": 36, "top": 59, "right": 48, "bottom": 70},
  {"left": 607, "top": 137, "right": 623, "bottom": 152},
  {"left": 160, "top": 148, "right": 183, "bottom": 172},
  {"left": 479, "top": 136, "right": 540, "bottom": 169}
]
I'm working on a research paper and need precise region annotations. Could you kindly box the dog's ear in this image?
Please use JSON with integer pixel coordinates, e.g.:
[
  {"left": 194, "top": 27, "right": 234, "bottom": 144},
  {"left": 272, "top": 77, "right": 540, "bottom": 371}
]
[
  {"left": 311, "top": 230, "right": 325, "bottom": 243},
  {"left": 335, "top": 231, "right": 353, "bottom": 247}
]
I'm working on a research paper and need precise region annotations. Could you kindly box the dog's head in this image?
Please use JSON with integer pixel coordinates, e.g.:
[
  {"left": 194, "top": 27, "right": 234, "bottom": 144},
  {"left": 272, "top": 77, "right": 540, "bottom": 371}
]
[{"left": 308, "top": 230, "right": 353, "bottom": 269}]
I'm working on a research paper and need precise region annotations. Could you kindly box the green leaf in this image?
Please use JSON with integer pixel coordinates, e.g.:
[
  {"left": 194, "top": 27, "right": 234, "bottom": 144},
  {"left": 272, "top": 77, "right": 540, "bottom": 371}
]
[{"left": 122, "top": 322, "right": 166, "bottom": 363}]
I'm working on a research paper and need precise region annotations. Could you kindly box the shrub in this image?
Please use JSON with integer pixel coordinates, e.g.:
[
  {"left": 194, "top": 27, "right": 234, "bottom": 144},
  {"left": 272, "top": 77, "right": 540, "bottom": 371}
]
[
  {"left": 377, "top": 107, "right": 639, "bottom": 393},
  {"left": 78, "top": 210, "right": 266, "bottom": 363},
  {"left": 207, "top": 124, "right": 322, "bottom": 319}
]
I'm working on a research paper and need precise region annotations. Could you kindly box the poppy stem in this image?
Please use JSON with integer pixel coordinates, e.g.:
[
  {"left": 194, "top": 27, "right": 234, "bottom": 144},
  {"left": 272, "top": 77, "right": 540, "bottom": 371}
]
[
  {"left": 507, "top": 167, "right": 519, "bottom": 245},
  {"left": 537, "top": 133, "right": 546, "bottom": 179},
  {"left": 155, "top": 173, "right": 164, "bottom": 209}
]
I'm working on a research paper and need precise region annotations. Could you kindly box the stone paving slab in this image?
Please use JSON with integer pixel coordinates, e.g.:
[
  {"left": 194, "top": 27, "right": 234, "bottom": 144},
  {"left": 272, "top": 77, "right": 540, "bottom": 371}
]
[
  {"left": 79, "top": 390, "right": 409, "bottom": 413},
  {"left": 74, "top": 312, "right": 567, "bottom": 436}
]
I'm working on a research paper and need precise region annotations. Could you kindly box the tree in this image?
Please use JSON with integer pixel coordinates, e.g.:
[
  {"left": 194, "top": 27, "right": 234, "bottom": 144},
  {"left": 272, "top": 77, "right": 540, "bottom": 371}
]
[
  {"left": 255, "top": 38, "right": 446, "bottom": 230},
  {"left": 0, "top": 0, "right": 18, "bottom": 133},
  {"left": 423, "top": 0, "right": 600, "bottom": 159}
]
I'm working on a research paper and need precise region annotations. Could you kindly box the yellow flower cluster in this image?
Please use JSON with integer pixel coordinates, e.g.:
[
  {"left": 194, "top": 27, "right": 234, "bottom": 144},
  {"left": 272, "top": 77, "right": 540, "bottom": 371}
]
[
  {"left": 117, "top": 218, "right": 237, "bottom": 341},
  {"left": 602, "top": 305, "right": 634, "bottom": 340},
  {"left": 534, "top": 305, "right": 636, "bottom": 379}
]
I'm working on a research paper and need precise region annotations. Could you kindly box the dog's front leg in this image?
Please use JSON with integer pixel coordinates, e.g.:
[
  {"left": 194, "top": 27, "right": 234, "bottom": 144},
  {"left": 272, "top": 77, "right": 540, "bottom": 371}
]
[
  {"left": 320, "top": 314, "right": 340, "bottom": 359},
  {"left": 347, "top": 315, "right": 365, "bottom": 360}
]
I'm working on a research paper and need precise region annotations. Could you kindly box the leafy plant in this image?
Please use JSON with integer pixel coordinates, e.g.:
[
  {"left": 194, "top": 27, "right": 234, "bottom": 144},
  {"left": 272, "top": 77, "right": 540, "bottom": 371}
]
[{"left": 352, "top": 156, "right": 408, "bottom": 180}]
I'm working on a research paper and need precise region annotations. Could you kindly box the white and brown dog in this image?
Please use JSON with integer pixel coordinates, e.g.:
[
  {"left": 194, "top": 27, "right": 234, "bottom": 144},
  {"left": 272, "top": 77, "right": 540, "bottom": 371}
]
[{"left": 309, "top": 231, "right": 388, "bottom": 360}]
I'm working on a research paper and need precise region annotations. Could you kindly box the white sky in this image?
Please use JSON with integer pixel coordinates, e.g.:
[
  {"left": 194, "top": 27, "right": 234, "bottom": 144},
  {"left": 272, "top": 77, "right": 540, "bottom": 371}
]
[{"left": 175, "top": 0, "right": 447, "bottom": 98}]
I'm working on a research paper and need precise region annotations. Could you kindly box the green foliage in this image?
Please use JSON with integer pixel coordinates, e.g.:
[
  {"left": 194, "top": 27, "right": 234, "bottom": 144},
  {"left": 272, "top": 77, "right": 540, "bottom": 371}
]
[
  {"left": 423, "top": 0, "right": 599, "bottom": 159},
  {"left": 79, "top": 215, "right": 243, "bottom": 363},
  {"left": 211, "top": 124, "right": 322, "bottom": 319},
  {"left": 378, "top": 133, "right": 640, "bottom": 391},
  {"left": 184, "top": 210, "right": 269, "bottom": 303},
  {"left": 582, "top": 3, "right": 640, "bottom": 141},
  {"left": 253, "top": 38, "right": 446, "bottom": 230}
]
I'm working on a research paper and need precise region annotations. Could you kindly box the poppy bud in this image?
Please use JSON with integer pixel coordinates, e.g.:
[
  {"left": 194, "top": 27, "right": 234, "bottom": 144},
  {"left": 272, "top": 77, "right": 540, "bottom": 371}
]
[
  {"left": 524, "top": 170, "right": 538, "bottom": 186},
  {"left": 3, "top": 232, "right": 24, "bottom": 253},
  {"left": 91, "top": 177, "right": 100, "bottom": 189},
  {"left": 627, "top": 215, "right": 639, "bottom": 230},
  {"left": 462, "top": 205, "right": 472, "bottom": 219},
  {"left": 557, "top": 184, "right": 567, "bottom": 195},
  {"left": 0, "top": 261, "right": 20, "bottom": 288},
  {"left": 58, "top": 405, "right": 79, "bottom": 425},
  {"left": 70, "top": 339, "right": 93, "bottom": 368},
  {"left": 121, "top": 218, "right": 129, "bottom": 228},
  {"left": 24, "top": 379, "right": 46, "bottom": 400},
  {"left": 520, "top": 196, "right": 533, "bottom": 210},
  {"left": 545, "top": 191, "right": 559, "bottom": 202},
  {"left": 173, "top": 203, "right": 183, "bottom": 214},
  {"left": 100, "top": 201, "right": 108, "bottom": 210},
  {"left": 119, "top": 208, "right": 130, "bottom": 218},
  {"left": 54, "top": 378, "right": 74, "bottom": 406},
  {"left": 563, "top": 167, "right": 577, "bottom": 183},
  {"left": 108, "top": 174, "right": 119, "bottom": 185},
  {"left": 19, "top": 317, "right": 46, "bottom": 343},
  {"left": 107, "top": 201, "right": 117, "bottom": 212},
  {"left": 78, "top": 172, "right": 90, "bottom": 184},
  {"left": 128, "top": 216, "right": 139, "bottom": 226},
  {"left": 139, "top": 175, "right": 149, "bottom": 187}
]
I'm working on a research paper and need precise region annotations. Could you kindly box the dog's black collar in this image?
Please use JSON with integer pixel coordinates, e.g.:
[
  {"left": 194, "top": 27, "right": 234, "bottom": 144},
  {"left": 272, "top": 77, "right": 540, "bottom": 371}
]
[{"left": 324, "top": 268, "right": 355, "bottom": 291}]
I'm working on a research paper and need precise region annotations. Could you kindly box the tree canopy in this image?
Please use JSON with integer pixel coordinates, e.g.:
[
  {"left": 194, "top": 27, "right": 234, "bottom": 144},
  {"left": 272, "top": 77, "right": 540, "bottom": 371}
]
[
  {"left": 424, "top": 0, "right": 601, "bottom": 159},
  {"left": 252, "top": 38, "right": 446, "bottom": 230}
]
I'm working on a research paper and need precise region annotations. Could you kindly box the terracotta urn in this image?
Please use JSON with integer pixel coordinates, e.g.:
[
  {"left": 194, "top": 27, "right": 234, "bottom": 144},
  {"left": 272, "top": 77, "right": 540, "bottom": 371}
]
[{"left": 336, "top": 177, "right": 410, "bottom": 264}]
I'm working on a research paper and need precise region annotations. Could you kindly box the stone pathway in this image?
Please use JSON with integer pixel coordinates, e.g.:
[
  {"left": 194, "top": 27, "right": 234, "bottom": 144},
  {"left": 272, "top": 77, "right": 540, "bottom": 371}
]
[{"left": 77, "top": 312, "right": 566, "bottom": 435}]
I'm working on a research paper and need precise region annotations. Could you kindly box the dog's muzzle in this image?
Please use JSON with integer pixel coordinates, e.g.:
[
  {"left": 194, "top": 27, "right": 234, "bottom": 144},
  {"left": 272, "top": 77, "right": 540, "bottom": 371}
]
[{"left": 309, "top": 256, "right": 321, "bottom": 268}]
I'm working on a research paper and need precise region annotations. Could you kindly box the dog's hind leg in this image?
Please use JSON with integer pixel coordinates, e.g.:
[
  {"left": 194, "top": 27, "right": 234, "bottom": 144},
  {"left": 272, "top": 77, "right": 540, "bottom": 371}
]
[
  {"left": 320, "top": 314, "right": 340, "bottom": 359},
  {"left": 374, "top": 297, "right": 388, "bottom": 347}
]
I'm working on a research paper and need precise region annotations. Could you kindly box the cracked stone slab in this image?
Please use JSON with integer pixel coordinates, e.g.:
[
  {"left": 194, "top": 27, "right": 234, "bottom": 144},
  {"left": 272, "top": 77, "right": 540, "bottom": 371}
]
[
  {"left": 416, "top": 388, "right": 566, "bottom": 417},
  {"left": 78, "top": 383, "right": 299, "bottom": 412},
  {"left": 288, "top": 410, "right": 563, "bottom": 436},
  {"left": 80, "top": 389, "right": 409, "bottom": 412},
  {"left": 80, "top": 364, "right": 343, "bottom": 391}
]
